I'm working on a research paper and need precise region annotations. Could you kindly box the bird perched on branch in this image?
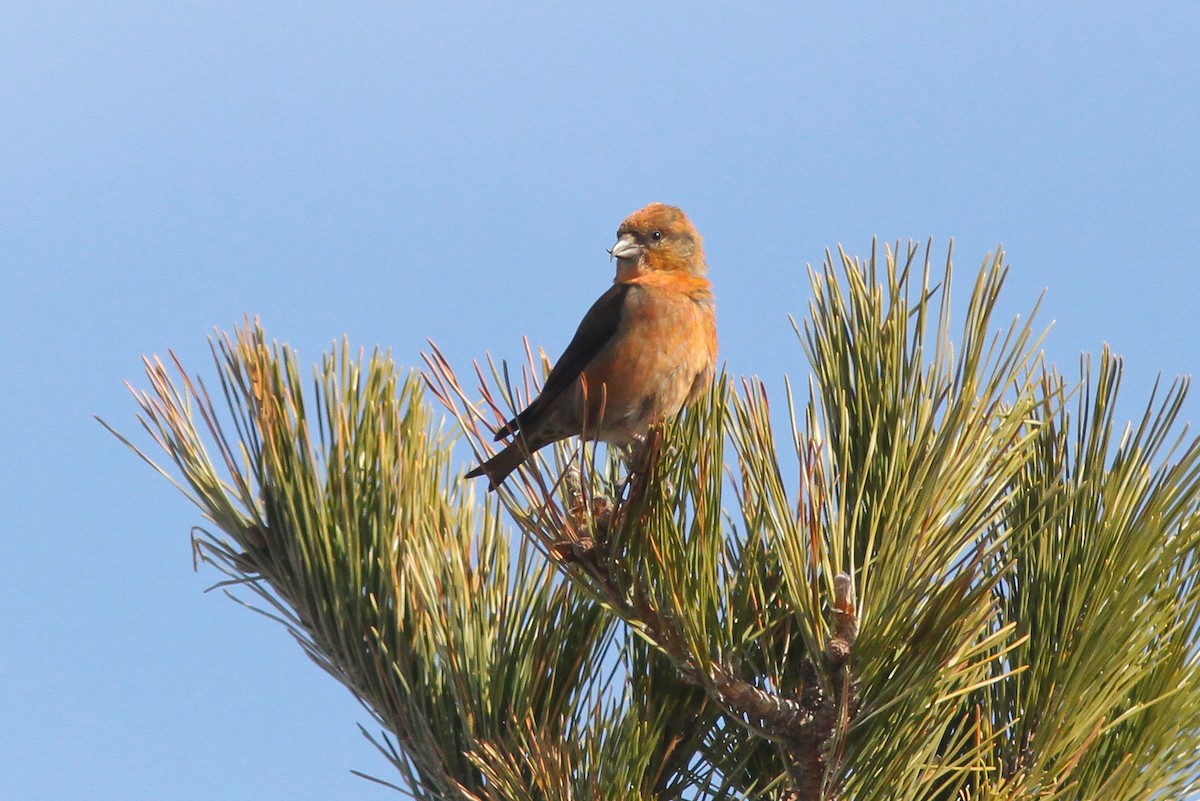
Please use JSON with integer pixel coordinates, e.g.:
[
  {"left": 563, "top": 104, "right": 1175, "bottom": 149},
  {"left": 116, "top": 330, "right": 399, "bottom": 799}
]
[{"left": 467, "top": 202, "right": 718, "bottom": 489}]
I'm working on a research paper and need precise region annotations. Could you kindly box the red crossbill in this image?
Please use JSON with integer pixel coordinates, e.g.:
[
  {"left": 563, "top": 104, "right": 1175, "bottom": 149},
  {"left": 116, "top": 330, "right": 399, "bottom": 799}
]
[{"left": 467, "top": 202, "right": 718, "bottom": 489}]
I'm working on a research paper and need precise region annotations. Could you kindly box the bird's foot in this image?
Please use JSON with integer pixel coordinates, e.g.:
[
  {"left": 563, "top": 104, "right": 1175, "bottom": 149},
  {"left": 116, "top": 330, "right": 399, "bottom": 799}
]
[{"left": 560, "top": 466, "right": 617, "bottom": 559}]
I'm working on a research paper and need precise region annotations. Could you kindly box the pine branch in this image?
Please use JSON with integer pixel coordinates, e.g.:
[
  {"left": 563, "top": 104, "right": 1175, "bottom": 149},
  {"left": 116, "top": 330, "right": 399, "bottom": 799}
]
[{"left": 106, "top": 241, "right": 1200, "bottom": 801}]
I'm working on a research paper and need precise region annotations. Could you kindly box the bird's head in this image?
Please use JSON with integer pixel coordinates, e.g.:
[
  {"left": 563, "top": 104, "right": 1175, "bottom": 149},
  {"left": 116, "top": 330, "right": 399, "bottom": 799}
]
[{"left": 609, "top": 203, "right": 706, "bottom": 281}]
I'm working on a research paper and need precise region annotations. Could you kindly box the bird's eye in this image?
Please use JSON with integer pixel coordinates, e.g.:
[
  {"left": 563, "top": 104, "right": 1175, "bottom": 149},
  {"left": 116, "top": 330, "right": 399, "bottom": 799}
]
[{"left": 651, "top": 230, "right": 663, "bottom": 241}]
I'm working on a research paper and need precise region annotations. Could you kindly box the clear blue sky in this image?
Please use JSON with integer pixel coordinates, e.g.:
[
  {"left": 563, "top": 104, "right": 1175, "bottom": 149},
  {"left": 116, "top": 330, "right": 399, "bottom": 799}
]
[{"left": 2, "top": 3, "right": 1197, "bottom": 799}]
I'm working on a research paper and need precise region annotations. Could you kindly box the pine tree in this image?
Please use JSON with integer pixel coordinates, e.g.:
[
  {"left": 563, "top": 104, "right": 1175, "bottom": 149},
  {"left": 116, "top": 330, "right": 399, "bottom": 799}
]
[{"left": 104, "top": 242, "right": 1200, "bottom": 800}]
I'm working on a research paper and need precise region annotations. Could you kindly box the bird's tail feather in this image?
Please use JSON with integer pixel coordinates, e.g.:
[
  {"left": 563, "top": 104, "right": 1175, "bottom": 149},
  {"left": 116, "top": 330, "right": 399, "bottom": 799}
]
[{"left": 464, "top": 443, "right": 527, "bottom": 491}]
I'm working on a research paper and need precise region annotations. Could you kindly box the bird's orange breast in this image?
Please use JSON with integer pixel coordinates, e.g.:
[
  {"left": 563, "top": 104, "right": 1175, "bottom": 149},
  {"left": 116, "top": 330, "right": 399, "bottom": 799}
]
[{"left": 579, "top": 273, "right": 717, "bottom": 444}]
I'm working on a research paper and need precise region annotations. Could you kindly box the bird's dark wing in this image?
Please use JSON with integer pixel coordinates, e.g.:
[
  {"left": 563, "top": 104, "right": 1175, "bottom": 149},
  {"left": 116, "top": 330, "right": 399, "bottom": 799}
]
[{"left": 494, "top": 282, "right": 630, "bottom": 440}]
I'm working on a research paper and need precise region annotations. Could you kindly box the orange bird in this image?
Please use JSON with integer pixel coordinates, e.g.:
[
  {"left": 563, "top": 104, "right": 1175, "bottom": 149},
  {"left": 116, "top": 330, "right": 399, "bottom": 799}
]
[{"left": 467, "top": 202, "right": 718, "bottom": 489}]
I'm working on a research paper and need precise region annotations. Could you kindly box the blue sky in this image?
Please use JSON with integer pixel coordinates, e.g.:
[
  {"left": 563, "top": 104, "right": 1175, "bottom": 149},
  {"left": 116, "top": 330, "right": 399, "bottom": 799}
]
[{"left": 2, "top": 3, "right": 1197, "bottom": 799}]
